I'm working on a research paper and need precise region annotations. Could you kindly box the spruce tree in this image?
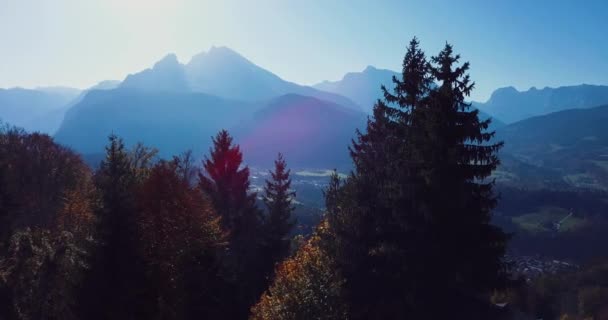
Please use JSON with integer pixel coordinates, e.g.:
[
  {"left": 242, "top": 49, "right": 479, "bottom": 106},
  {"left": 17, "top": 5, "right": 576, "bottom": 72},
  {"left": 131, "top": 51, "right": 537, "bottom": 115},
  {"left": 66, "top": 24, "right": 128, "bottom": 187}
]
[
  {"left": 198, "top": 130, "right": 264, "bottom": 318},
  {"left": 262, "top": 153, "right": 296, "bottom": 270},
  {"left": 416, "top": 43, "right": 508, "bottom": 305},
  {"left": 85, "top": 135, "right": 149, "bottom": 319},
  {"left": 323, "top": 38, "right": 435, "bottom": 318},
  {"left": 324, "top": 39, "right": 508, "bottom": 318},
  {"left": 199, "top": 130, "right": 259, "bottom": 233}
]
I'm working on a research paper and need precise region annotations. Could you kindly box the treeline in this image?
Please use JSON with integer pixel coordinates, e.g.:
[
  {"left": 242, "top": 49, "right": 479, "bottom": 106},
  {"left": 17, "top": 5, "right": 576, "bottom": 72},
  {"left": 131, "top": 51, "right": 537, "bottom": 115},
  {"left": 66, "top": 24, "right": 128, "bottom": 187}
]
[
  {"left": 0, "top": 39, "right": 516, "bottom": 319},
  {"left": 495, "top": 259, "right": 608, "bottom": 319},
  {"left": 0, "top": 127, "right": 296, "bottom": 319}
]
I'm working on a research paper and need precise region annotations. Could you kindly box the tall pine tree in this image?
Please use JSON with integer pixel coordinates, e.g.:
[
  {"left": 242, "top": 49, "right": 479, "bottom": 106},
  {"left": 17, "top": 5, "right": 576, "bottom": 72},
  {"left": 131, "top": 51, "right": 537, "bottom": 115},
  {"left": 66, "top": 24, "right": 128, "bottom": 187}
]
[
  {"left": 262, "top": 153, "right": 296, "bottom": 272},
  {"left": 84, "top": 135, "right": 149, "bottom": 319},
  {"left": 323, "top": 38, "right": 508, "bottom": 319},
  {"left": 198, "top": 130, "right": 265, "bottom": 318}
]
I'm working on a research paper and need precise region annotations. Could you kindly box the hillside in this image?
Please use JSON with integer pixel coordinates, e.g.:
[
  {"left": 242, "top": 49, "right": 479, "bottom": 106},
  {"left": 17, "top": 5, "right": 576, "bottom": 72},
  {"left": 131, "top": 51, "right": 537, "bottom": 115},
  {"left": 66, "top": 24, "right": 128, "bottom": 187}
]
[
  {"left": 496, "top": 104, "right": 608, "bottom": 190},
  {"left": 234, "top": 94, "right": 366, "bottom": 168},
  {"left": 0, "top": 87, "right": 81, "bottom": 133},
  {"left": 474, "top": 84, "right": 608, "bottom": 123},
  {"left": 54, "top": 88, "right": 252, "bottom": 156}
]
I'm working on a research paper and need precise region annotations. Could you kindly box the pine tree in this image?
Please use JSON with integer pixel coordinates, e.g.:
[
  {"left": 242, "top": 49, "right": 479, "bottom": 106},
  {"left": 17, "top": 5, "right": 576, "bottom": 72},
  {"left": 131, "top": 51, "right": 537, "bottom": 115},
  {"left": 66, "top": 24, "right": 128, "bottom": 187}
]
[
  {"left": 85, "top": 134, "right": 149, "bottom": 319},
  {"left": 323, "top": 39, "right": 508, "bottom": 318},
  {"left": 322, "top": 38, "right": 435, "bottom": 318},
  {"left": 414, "top": 43, "right": 508, "bottom": 305},
  {"left": 199, "top": 130, "right": 259, "bottom": 233},
  {"left": 263, "top": 153, "right": 296, "bottom": 266},
  {"left": 198, "top": 130, "right": 264, "bottom": 318}
]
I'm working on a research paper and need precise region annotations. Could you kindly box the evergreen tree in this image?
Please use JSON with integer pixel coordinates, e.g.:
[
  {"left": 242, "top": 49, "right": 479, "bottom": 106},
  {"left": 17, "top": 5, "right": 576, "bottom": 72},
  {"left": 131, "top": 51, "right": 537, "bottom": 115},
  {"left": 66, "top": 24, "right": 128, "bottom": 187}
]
[
  {"left": 323, "top": 39, "right": 508, "bottom": 319},
  {"left": 415, "top": 43, "right": 508, "bottom": 305},
  {"left": 198, "top": 130, "right": 264, "bottom": 318},
  {"left": 263, "top": 153, "right": 296, "bottom": 266},
  {"left": 85, "top": 135, "right": 149, "bottom": 319},
  {"left": 199, "top": 130, "right": 260, "bottom": 233}
]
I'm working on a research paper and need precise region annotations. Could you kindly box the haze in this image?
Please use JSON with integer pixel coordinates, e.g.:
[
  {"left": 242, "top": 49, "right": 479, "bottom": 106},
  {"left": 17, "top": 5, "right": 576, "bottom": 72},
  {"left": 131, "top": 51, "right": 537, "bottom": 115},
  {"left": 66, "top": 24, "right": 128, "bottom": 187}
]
[{"left": 1, "top": 0, "right": 607, "bottom": 101}]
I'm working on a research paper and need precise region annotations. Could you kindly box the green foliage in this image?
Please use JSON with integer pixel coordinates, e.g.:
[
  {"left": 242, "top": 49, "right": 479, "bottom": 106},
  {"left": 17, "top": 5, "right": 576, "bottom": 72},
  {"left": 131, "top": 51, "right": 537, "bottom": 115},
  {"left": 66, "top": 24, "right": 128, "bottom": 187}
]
[
  {"left": 85, "top": 134, "right": 153, "bottom": 319},
  {"left": 322, "top": 38, "right": 508, "bottom": 318},
  {"left": 0, "top": 229, "right": 89, "bottom": 320},
  {"left": 263, "top": 153, "right": 296, "bottom": 267}
]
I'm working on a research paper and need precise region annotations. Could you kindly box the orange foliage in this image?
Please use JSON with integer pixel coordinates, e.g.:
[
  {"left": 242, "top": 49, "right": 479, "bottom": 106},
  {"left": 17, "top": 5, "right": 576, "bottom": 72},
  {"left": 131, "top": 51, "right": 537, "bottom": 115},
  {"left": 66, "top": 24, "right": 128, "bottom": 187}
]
[
  {"left": 251, "top": 220, "right": 347, "bottom": 320},
  {"left": 136, "top": 160, "right": 226, "bottom": 315}
]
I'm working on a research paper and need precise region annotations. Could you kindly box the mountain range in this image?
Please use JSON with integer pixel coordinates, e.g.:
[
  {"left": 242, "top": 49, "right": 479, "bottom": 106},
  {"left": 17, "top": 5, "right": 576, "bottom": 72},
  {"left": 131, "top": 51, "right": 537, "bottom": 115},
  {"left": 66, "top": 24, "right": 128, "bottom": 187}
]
[
  {"left": 0, "top": 87, "right": 81, "bottom": 133},
  {"left": 3, "top": 46, "right": 608, "bottom": 174},
  {"left": 474, "top": 84, "right": 608, "bottom": 123}
]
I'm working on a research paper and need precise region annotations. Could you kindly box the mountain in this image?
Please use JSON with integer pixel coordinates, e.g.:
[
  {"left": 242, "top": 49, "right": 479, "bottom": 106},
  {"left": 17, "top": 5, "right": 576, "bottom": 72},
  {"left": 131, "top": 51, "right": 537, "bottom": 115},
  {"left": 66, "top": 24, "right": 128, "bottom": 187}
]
[
  {"left": 36, "top": 86, "right": 82, "bottom": 100},
  {"left": 314, "top": 65, "right": 398, "bottom": 114},
  {"left": 55, "top": 88, "right": 366, "bottom": 169},
  {"left": 116, "top": 46, "right": 360, "bottom": 110},
  {"left": 234, "top": 94, "right": 366, "bottom": 168},
  {"left": 474, "top": 84, "right": 608, "bottom": 123},
  {"left": 496, "top": 104, "right": 608, "bottom": 190},
  {"left": 120, "top": 54, "right": 189, "bottom": 92},
  {"left": 54, "top": 88, "right": 252, "bottom": 157},
  {"left": 184, "top": 46, "right": 360, "bottom": 110},
  {"left": 0, "top": 87, "right": 81, "bottom": 133}
]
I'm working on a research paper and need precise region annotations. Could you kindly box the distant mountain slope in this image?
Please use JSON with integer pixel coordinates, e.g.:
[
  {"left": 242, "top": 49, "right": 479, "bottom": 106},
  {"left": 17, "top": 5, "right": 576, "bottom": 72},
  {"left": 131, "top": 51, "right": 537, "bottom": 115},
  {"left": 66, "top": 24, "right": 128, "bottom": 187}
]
[
  {"left": 120, "top": 54, "right": 189, "bottom": 92},
  {"left": 185, "top": 46, "right": 360, "bottom": 110},
  {"left": 0, "top": 87, "right": 81, "bottom": 133},
  {"left": 234, "top": 94, "right": 366, "bottom": 168},
  {"left": 55, "top": 90, "right": 365, "bottom": 169},
  {"left": 474, "top": 84, "right": 608, "bottom": 123},
  {"left": 314, "top": 66, "right": 398, "bottom": 114},
  {"left": 55, "top": 88, "right": 252, "bottom": 156},
  {"left": 116, "top": 46, "right": 359, "bottom": 110},
  {"left": 496, "top": 104, "right": 608, "bottom": 190}
]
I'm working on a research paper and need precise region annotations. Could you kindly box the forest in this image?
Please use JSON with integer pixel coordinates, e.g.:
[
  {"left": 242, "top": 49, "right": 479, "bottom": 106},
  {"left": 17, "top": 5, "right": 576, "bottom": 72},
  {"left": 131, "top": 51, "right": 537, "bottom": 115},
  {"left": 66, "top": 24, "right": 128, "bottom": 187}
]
[{"left": 1, "top": 39, "right": 607, "bottom": 320}]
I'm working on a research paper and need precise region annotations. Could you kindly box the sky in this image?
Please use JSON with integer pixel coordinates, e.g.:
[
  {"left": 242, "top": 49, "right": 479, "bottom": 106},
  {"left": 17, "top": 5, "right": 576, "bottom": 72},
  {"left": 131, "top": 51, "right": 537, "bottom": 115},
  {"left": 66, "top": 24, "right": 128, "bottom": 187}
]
[{"left": 1, "top": 0, "right": 607, "bottom": 101}]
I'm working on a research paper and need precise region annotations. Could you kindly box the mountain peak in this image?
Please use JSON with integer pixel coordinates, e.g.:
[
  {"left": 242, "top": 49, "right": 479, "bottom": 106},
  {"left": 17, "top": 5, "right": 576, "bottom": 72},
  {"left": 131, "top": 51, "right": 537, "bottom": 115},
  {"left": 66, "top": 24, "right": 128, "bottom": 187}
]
[
  {"left": 153, "top": 53, "right": 181, "bottom": 69},
  {"left": 363, "top": 65, "right": 377, "bottom": 73},
  {"left": 188, "top": 46, "right": 251, "bottom": 67}
]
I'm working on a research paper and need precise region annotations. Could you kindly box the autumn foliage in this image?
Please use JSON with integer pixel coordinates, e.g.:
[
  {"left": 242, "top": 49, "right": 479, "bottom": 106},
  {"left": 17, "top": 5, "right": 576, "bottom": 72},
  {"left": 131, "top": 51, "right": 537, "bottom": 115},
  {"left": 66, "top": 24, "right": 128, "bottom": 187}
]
[{"left": 251, "top": 220, "right": 346, "bottom": 320}]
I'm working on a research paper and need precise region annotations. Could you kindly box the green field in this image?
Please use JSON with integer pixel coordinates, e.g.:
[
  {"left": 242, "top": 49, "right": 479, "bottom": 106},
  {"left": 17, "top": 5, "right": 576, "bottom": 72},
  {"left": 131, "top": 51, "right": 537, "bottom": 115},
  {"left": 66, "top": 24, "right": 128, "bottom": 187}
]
[{"left": 512, "top": 206, "right": 586, "bottom": 233}]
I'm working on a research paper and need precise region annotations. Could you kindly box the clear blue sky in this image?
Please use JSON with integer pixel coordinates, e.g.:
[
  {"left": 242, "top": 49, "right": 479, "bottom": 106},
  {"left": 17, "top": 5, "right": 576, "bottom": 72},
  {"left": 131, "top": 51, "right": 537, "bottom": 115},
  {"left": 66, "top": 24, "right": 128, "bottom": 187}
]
[{"left": 1, "top": 0, "right": 606, "bottom": 101}]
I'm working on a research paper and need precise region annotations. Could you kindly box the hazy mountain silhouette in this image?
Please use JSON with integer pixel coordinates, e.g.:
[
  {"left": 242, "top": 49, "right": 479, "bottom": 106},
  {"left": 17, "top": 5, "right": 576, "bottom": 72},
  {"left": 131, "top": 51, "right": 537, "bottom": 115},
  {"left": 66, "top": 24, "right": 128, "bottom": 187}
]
[
  {"left": 233, "top": 94, "right": 366, "bottom": 168},
  {"left": 0, "top": 87, "right": 81, "bottom": 133},
  {"left": 314, "top": 66, "right": 398, "bottom": 114},
  {"left": 54, "top": 88, "right": 253, "bottom": 156},
  {"left": 36, "top": 86, "right": 82, "bottom": 101},
  {"left": 120, "top": 54, "right": 189, "bottom": 92},
  {"left": 184, "top": 46, "right": 360, "bottom": 109},
  {"left": 116, "top": 46, "right": 360, "bottom": 110},
  {"left": 474, "top": 84, "right": 608, "bottom": 123},
  {"left": 55, "top": 88, "right": 366, "bottom": 169}
]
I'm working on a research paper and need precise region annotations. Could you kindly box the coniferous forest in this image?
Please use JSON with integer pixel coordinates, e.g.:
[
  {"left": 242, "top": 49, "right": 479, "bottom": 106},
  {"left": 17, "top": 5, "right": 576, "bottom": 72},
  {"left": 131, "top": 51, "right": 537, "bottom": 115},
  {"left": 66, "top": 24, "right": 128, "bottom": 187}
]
[{"left": 1, "top": 38, "right": 608, "bottom": 320}]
